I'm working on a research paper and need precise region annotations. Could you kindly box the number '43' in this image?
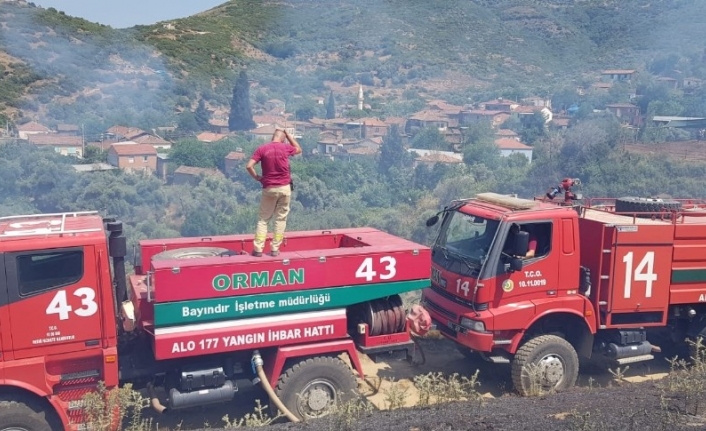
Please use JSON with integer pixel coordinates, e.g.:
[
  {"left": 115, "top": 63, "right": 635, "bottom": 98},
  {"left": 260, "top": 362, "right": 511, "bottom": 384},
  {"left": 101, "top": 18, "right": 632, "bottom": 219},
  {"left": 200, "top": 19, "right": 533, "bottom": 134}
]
[{"left": 46, "top": 288, "right": 98, "bottom": 320}]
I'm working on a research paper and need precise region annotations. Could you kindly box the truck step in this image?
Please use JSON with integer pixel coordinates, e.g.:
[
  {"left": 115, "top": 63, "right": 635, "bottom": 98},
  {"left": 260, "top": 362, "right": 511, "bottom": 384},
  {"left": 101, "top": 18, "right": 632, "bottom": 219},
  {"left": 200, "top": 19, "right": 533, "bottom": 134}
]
[
  {"left": 616, "top": 354, "right": 654, "bottom": 365},
  {"left": 486, "top": 355, "right": 510, "bottom": 364},
  {"left": 60, "top": 369, "right": 100, "bottom": 383}
]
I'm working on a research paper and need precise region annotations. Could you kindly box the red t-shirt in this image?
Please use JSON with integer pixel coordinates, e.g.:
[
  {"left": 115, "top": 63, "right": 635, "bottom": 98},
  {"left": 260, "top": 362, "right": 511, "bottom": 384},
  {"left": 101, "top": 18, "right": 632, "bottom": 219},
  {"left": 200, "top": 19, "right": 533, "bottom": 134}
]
[{"left": 250, "top": 141, "right": 297, "bottom": 188}]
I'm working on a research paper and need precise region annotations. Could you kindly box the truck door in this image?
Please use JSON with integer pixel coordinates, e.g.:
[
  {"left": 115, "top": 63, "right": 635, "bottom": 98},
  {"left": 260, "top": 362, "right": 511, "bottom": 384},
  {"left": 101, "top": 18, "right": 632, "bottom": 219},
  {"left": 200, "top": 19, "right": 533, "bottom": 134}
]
[
  {"left": 496, "top": 220, "right": 559, "bottom": 301},
  {"left": 4, "top": 246, "right": 104, "bottom": 358}
]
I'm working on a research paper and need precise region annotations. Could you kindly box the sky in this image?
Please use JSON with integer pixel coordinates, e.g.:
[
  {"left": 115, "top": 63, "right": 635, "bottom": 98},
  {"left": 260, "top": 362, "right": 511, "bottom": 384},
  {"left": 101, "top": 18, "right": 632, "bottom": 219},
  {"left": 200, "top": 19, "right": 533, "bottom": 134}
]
[{"left": 30, "top": 0, "right": 226, "bottom": 28}]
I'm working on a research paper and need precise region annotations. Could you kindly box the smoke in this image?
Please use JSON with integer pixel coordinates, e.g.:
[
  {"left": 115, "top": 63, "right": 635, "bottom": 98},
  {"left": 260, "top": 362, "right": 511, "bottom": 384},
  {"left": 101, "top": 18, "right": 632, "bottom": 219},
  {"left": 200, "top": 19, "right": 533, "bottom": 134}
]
[{"left": 0, "top": 1, "right": 176, "bottom": 137}]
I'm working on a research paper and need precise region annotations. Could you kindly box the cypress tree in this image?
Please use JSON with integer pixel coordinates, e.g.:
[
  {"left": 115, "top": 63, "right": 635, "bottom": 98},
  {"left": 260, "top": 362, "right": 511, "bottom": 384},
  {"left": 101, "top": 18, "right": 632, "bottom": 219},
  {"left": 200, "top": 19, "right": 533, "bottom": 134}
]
[
  {"left": 228, "top": 71, "right": 256, "bottom": 131},
  {"left": 195, "top": 98, "right": 211, "bottom": 130},
  {"left": 326, "top": 91, "right": 336, "bottom": 119}
]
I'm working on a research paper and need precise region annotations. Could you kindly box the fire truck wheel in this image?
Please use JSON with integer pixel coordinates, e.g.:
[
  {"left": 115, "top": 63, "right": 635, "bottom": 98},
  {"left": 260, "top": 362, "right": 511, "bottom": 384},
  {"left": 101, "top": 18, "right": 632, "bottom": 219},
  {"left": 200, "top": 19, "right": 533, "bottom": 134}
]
[
  {"left": 511, "top": 335, "right": 579, "bottom": 396},
  {"left": 151, "top": 247, "right": 231, "bottom": 260},
  {"left": 0, "top": 400, "right": 54, "bottom": 431},
  {"left": 272, "top": 356, "right": 358, "bottom": 420}
]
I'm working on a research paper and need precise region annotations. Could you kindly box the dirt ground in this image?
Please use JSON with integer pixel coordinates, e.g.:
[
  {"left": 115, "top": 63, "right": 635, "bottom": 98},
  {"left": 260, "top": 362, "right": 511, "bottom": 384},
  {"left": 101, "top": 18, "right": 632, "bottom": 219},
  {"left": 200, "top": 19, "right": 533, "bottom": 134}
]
[{"left": 144, "top": 335, "right": 699, "bottom": 431}]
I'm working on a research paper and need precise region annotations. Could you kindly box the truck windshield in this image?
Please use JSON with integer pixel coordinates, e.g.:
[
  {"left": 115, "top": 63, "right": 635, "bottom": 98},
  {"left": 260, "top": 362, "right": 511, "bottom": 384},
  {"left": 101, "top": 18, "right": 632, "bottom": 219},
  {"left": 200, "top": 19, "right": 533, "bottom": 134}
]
[{"left": 435, "top": 211, "right": 500, "bottom": 267}]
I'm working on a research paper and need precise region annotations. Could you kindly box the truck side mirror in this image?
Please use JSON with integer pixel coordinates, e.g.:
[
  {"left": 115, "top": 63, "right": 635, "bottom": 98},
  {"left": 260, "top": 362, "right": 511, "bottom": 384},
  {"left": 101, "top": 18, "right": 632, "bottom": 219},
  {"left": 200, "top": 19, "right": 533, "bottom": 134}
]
[
  {"left": 514, "top": 231, "right": 530, "bottom": 256},
  {"left": 510, "top": 257, "right": 523, "bottom": 272},
  {"left": 426, "top": 215, "right": 439, "bottom": 227}
]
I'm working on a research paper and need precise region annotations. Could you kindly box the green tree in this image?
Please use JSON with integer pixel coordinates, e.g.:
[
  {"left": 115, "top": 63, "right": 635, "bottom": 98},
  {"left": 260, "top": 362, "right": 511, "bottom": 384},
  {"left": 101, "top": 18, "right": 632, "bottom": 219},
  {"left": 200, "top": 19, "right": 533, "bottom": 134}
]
[
  {"left": 378, "top": 125, "right": 412, "bottom": 177},
  {"left": 228, "top": 71, "right": 256, "bottom": 131},
  {"left": 195, "top": 98, "right": 211, "bottom": 130},
  {"left": 177, "top": 111, "right": 199, "bottom": 132},
  {"left": 326, "top": 91, "right": 336, "bottom": 119},
  {"left": 80, "top": 146, "right": 107, "bottom": 164},
  {"left": 169, "top": 139, "right": 214, "bottom": 168},
  {"left": 411, "top": 127, "right": 447, "bottom": 150}
]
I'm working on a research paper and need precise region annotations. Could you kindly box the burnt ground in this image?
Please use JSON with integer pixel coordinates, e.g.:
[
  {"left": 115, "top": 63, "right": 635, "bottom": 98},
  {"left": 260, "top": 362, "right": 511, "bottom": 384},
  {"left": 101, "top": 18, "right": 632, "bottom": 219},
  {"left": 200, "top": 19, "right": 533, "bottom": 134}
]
[
  {"left": 199, "top": 381, "right": 706, "bottom": 431},
  {"left": 148, "top": 335, "right": 706, "bottom": 431}
]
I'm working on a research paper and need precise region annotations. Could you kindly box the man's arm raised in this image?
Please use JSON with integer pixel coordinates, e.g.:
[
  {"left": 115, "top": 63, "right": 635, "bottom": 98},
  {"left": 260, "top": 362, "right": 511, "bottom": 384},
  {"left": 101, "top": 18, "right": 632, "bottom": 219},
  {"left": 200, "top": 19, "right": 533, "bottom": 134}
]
[{"left": 282, "top": 129, "right": 302, "bottom": 155}]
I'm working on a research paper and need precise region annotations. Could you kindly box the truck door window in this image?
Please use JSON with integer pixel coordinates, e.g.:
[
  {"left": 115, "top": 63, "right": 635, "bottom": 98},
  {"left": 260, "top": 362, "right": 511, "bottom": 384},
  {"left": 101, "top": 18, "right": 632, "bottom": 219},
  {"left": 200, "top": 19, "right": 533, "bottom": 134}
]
[
  {"left": 16, "top": 250, "right": 84, "bottom": 296},
  {"left": 503, "top": 222, "right": 552, "bottom": 260}
]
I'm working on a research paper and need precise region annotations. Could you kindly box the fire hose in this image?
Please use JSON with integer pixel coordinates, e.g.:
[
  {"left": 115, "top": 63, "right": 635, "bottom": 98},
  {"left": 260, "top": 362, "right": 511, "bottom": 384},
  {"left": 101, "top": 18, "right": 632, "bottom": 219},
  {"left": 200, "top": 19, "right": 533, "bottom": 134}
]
[{"left": 251, "top": 350, "right": 300, "bottom": 423}]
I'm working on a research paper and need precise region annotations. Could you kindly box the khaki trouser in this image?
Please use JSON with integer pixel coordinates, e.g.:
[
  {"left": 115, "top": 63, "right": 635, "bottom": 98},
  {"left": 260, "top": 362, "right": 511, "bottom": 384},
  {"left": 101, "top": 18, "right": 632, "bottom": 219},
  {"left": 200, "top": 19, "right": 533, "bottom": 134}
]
[{"left": 253, "top": 184, "right": 292, "bottom": 253}]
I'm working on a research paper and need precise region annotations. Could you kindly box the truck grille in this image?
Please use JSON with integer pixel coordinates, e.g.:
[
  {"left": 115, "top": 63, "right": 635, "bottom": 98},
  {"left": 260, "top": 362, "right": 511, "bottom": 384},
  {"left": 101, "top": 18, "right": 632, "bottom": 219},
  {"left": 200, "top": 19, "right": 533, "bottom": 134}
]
[
  {"left": 423, "top": 298, "right": 458, "bottom": 321},
  {"left": 429, "top": 284, "right": 488, "bottom": 311}
]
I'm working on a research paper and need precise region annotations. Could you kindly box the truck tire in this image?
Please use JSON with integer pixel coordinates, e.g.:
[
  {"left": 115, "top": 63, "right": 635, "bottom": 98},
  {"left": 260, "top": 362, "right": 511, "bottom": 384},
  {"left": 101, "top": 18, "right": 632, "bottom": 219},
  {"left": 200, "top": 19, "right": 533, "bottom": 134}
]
[
  {"left": 615, "top": 197, "right": 681, "bottom": 217},
  {"left": 271, "top": 356, "right": 358, "bottom": 420},
  {"left": 0, "top": 400, "right": 54, "bottom": 431},
  {"left": 511, "top": 335, "right": 579, "bottom": 396},
  {"left": 152, "top": 247, "right": 231, "bottom": 260}
]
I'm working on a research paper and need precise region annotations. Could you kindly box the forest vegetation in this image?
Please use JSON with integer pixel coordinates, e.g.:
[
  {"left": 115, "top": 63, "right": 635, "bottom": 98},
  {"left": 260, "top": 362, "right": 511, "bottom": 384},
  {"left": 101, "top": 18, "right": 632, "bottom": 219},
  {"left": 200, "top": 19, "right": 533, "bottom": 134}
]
[{"left": 1, "top": 0, "right": 706, "bottom": 263}]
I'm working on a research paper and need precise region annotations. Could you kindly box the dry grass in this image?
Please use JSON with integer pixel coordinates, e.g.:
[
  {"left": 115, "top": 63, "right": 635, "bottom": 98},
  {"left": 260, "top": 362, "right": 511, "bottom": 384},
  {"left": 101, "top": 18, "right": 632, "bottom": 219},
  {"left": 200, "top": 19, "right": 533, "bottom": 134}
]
[{"left": 77, "top": 337, "right": 706, "bottom": 431}]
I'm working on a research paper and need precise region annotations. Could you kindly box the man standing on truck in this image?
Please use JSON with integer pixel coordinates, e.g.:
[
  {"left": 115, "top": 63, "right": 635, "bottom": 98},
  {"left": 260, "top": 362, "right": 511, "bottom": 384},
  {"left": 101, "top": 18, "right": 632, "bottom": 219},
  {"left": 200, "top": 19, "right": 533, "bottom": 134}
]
[{"left": 246, "top": 128, "right": 302, "bottom": 257}]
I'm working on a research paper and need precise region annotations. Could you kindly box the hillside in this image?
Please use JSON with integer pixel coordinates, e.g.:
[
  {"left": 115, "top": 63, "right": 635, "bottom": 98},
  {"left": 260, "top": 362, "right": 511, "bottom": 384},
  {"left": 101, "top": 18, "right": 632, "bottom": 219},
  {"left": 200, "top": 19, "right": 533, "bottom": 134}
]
[{"left": 1, "top": 0, "right": 706, "bottom": 130}]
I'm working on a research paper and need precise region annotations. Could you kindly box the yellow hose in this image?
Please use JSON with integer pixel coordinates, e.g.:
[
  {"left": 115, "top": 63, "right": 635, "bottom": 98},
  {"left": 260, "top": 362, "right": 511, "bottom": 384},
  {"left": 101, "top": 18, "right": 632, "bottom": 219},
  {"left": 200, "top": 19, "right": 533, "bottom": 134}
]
[{"left": 252, "top": 350, "right": 300, "bottom": 422}]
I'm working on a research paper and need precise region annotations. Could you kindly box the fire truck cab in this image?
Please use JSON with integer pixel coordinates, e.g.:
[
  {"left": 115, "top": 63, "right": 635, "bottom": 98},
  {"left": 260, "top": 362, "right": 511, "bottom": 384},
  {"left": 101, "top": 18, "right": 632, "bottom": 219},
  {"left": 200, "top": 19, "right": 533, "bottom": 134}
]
[{"left": 421, "top": 184, "right": 706, "bottom": 395}]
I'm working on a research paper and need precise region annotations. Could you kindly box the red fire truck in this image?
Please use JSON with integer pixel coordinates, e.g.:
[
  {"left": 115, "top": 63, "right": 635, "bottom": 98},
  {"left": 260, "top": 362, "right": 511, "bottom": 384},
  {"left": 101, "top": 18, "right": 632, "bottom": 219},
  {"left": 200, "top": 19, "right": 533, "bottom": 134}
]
[
  {"left": 0, "top": 211, "right": 430, "bottom": 430},
  {"left": 419, "top": 179, "right": 706, "bottom": 396}
]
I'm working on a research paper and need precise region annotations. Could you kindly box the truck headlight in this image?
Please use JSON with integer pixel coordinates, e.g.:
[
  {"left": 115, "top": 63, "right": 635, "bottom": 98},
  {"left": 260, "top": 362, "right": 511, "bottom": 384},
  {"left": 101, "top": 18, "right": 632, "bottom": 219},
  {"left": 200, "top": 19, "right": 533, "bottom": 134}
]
[{"left": 460, "top": 317, "right": 485, "bottom": 332}]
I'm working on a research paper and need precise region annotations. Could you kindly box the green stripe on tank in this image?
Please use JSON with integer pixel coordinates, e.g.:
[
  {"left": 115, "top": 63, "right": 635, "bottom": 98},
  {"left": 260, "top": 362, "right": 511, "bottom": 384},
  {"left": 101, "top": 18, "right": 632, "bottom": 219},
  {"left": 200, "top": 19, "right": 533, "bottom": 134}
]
[
  {"left": 671, "top": 269, "right": 706, "bottom": 283},
  {"left": 153, "top": 279, "right": 429, "bottom": 327}
]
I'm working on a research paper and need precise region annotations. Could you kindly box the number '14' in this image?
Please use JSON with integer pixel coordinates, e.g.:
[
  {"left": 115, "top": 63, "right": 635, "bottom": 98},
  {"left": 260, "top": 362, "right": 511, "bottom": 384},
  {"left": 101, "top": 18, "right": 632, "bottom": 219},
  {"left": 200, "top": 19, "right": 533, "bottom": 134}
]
[
  {"left": 622, "top": 251, "right": 657, "bottom": 299},
  {"left": 456, "top": 279, "right": 470, "bottom": 297}
]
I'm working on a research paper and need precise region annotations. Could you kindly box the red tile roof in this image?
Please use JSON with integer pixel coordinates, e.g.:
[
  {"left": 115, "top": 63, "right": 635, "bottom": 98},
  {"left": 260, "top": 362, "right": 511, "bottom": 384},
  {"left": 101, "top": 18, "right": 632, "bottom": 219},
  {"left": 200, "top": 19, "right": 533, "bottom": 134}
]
[
  {"left": 17, "top": 121, "right": 50, "bottom": 132},
  {"left": 107, "top": 126, "right": 147, "bottom": 139},
  {"left": 463, "top": 109, "right": 506, "bottom": 116},
  {"left": 198, "top": 132, "right": 229, "bottom": 142},
  {"left": 250, "top": 124, "right": 282, "bottom": 135},
  {"left": 513, "top": 106, "right": 546, "bottom": 114},
  {"left": 226, "top": 151, "right": 246, "bottom": 160},
  {"left": 132, "top": 134, "right": 171, "bottom": 145},
  {"left": 28, "top": 135, "right": 83, "bottom": 146},
  {"left": 383, "top": 117, "right": 406, "bottom": 126},
  {"left": 361, "top": 118, "right": 388, "bottom": 127},
  {"left": 495, "top": 138, "right": 531, "bottom": 150},
  {"left": 409, "top": 110, "right": 450, "bottom": 122},
  {"left": 109, "top": 143, "right": 157, "bottom": 156}
]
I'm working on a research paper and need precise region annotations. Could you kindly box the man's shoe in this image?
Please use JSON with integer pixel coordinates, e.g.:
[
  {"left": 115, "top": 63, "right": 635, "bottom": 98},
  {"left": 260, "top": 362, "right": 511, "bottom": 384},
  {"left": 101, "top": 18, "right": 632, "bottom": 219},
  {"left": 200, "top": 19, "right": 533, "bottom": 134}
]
[
  {"left": 252, "top": 250, "right": 263, "bottom": 257},
  {"left": 270, "top": 250, "right": 280, "bottom": 257}
]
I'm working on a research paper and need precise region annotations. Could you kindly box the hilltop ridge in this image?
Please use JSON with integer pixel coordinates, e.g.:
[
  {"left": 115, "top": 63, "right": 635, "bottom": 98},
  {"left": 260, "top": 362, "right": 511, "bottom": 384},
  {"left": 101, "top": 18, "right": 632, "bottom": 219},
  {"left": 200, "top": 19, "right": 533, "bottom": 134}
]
[{"left": 1, "top": 0, "right": 706, "bottom": 126}]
